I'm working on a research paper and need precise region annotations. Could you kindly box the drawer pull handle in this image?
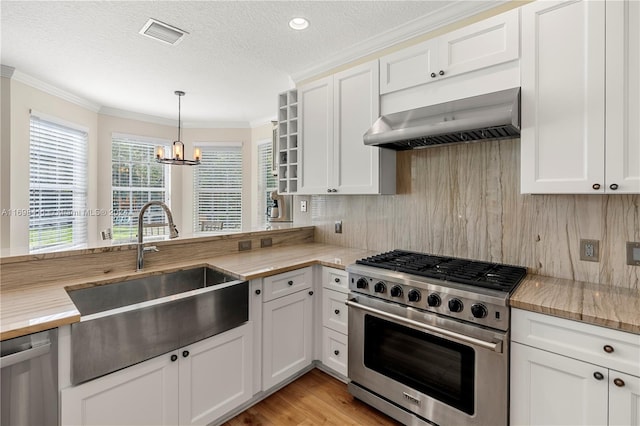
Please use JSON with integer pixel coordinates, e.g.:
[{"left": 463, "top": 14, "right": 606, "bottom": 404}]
[
  {"left": 334, "top": 278, "right": 341, "bottom": 283},
  {"left": 334, "top": 350, "right": 340, "bottom": 356},
  {"left": 614, "top": 378, "right": 625, "bottom": 387},
  {"left": 593, "top": 372, "right": 604, "bottom": 381},
  {"left": 603, "top": 345, "right": 614, "bottom": 353},
  {"left": 170, "top": 354, "right": 178, "bottom": 362},
  {"left": 430, "top": 72, "right": 437, "bottom": 78},
  {"left": 255, "top": 289, "right": 261, "bottom": 295},
  {"left": 308, "top": 291, "right": 314, "bottom": 296},
  {"left": 439, "top": 70, "right": 445, "bottom": 76},
  {"left": 182, "top": 350, "right": 189, "bottom": 358},
  {"left": 288, "top": 280, "right": 294, "bottom": 286},
  {"left": 592, "top": 183, "right": 601, "bottom": 190},
  {"left": 334, "top": 309, "right": 340, "bottom": 315},
  {"left": 609, "top": 183, "right": 619, "bottom": 190}
]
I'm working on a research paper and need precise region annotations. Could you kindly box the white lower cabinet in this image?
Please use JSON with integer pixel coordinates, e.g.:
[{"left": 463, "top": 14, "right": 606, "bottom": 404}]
[
  {"left": 511, "top": 342, "right": 608, "bottom": 425},
  {"left": 61, "top": 323, "right": 253, "bottom": 426},
  {"left": 511, "top": 309, "right": 640, "bottom": 426},
  {"left": 262, "top": 287, "right": 314, "bottom": 390},
  {"left": 319, "top": 267, "right": 349, "bottom": 378}
]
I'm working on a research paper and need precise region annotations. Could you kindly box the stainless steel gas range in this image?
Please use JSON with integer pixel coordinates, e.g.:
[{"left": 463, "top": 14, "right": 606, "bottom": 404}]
[{"left": 346, "top": 250, "right": 526, "bottom": 426}]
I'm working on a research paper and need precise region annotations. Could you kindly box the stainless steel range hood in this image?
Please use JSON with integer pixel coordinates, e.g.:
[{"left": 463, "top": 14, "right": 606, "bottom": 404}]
[{"left": 364, "top": 87, "right": 520, "bottom": 151}]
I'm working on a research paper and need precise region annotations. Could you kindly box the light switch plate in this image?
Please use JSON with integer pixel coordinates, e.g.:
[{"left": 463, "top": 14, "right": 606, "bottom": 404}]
[
  {"left": 300, "top": 200, "right": 307, "bottom": 212},
  {"left": 626, "top": 242, "right": 640, "bottom": 266},
  {"left": 579, "top": 239, "right": 599, "bottom": 262},
  {"left": 238, "top": 240, "right": 251, "bottom": 251}
]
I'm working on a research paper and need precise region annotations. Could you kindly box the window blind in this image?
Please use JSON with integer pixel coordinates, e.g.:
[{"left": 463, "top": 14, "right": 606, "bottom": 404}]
[
  {"left": 193, "top": 145, "right": 243, "bottom": 232},
  {"left": 29, "top": 115, "right": 88, "bottom": 252},
  {"left": 112, "top": 136, "right": 170, "bottom": 243},
  {"left": 257, "top": 141, "right": 277, "bottom": 226}
]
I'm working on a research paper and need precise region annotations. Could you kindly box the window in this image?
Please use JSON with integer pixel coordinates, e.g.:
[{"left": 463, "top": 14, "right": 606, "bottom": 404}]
[
  {"left": 29, "top": 115, "right": 88, "bottom": 253},
  {"left": 111, "top": 135, "right": 170, "bottom": 243},
  {"left": 257, "top": 141, "right": 277, "bottom": 227},
  {"left": 193, "top": 144, "right": 243, "bottom": 233}
]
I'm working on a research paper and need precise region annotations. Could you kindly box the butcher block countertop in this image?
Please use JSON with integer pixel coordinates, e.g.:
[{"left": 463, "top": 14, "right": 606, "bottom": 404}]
[
  {"left": 2, "top": 242, "right": 638, "bottom": 340},
  {"left": 0, "top": 243, "right": 375, "bottom": 340},
  {"left": 511, "top": 275, "right": 640, "bottom": 335}
]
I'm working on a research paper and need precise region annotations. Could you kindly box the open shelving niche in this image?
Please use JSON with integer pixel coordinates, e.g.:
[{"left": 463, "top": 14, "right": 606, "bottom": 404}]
[{"left": 277, "top": 90, "right": 298, "bottom": 194}]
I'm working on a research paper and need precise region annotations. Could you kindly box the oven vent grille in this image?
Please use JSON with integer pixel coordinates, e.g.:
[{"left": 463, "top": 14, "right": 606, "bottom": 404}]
[{"left": 139, "top": 19, "right": 188, "bottom": 46}]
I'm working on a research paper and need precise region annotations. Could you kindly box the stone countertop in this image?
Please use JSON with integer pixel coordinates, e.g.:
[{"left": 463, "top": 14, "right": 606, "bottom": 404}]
[
  {"left": 0, "top": 243, "right": 375, "bottom": 340},
  {"left": 510, "top": 274, "right": 640, "bottom": 335},
  {"left": 3, "top": 242, "right": 638, "bottom": 340}
]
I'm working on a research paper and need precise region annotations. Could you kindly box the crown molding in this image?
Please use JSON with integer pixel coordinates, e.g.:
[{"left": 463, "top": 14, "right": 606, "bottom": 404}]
[
  {"left": 1, "top": 65, "right": 15, "bottom": 78},
  {"left": 250, "top": 115, "right": 278, "bottom": 129},
  {"left": 11, "top": 69, "right": 101, "bottom": 112},
  {"left": 99, "top": 106, "right": 251, "bottom": 129},
  {"left": 290, "top": 0, "right": 509, "bottom": 83}
]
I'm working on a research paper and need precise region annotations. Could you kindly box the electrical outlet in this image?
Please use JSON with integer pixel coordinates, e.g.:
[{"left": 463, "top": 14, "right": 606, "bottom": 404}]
[
  {"left": 261, "top": 237, "right": 272, "bottom": 248},
  {"left": 626, "top": 242, "right": 640, "bottom": 266},
  {"left": 335, "top": 220, "right": 343, "bottom": 234},
  {"left": 300, "top": 200, "right": 307, "bottom": 212},
  {"left": 238, "top": 240, "right": 252, "bottom": 251},
  {"left": 579, "top": 239, "right": 600, "bottom": 262}
]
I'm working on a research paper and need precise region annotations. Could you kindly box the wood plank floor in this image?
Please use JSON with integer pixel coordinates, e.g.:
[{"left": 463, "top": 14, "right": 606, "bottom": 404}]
[{"left": 223, "top": 369, "right": 402, "bottom": 426}]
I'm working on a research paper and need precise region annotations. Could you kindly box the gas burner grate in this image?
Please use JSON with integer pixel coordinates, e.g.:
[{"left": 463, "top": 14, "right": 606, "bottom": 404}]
[{"left": 356, "top": 250, "right": 526, "bottom": 292}]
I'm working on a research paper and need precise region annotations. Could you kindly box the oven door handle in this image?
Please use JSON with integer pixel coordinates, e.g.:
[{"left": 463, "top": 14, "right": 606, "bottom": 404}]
[{"left": 346, "top": 299, "right": 503, "bottom": 353}]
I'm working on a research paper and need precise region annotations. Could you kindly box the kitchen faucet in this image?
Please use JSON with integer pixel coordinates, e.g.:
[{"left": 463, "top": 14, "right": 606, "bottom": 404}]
[{"left": 136, "top": 201, "right": 179, "bottom": 271}]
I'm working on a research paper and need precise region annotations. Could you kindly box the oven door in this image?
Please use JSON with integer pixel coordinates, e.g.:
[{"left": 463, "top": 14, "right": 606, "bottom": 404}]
[{"left": 347, "top": 293, "right": 509, "bottom": 426}]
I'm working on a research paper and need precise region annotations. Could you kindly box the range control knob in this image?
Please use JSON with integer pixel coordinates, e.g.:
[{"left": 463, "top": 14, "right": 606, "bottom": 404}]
[
  {"left": 427, "top": 293, "right": 441, "bottom": 307},
  {"left": 448, "top": 298, "right": 464, "bottom": 313},
  {"left": 356, "top": 278, "right": 368, "bottom": 289},
  {"left": 374, "top": 281, "right": 387, "bottom": 294},
  {"left": 390, "top": 286, "right": 403, "bottom": 298},
  {"left": 471, "top": 303, "right": 488, "bottom": 318},
  {"left": 407, "top": 289, "right": 421, "bottom": 302}
]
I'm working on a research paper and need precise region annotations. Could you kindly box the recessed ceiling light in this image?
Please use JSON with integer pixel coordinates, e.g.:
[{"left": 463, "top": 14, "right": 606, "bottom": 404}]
[{"left": 289, "top": 17, "right": 310, "bottom": 31}]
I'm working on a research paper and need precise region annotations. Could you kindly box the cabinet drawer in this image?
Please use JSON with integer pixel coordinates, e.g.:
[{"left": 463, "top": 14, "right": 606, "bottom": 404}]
[
  {"left": 262, "top": 267, "right": 312, "bottom": 302},
  {"left": 322, "top": 328, "right": 348, "bottom": 377},
  {"left": 322, "top": 267, "right": 348, "bottom": 293},
  {"left": 323, "top": 289, "right": 348, "bottom": 334},
  {"left": 512, "top": 309, "right": 640, "bottom": 376}
]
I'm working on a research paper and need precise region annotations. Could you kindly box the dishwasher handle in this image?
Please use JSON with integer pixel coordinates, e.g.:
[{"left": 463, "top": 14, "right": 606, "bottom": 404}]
[{"left": 0, "top": 341, "right": 51, "bottom": 368}]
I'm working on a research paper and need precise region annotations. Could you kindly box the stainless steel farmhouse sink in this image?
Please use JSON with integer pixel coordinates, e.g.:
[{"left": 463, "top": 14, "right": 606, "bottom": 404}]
[{"left": 66, "top": 267, "right": 248, "bottom": 385}]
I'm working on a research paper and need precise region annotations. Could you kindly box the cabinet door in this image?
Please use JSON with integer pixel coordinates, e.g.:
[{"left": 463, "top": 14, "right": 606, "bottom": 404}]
[
  {"left": 520, "top": 0, "right": 606, "bottom": 194},
  {"left": 606, "top": 0, "right": 640, "bottom": 194},
  {"left": 609, "top": 370, "right": 640, "bottom": 426},
  {"left": 178, "top": 323, "right": 253, "bottom": 426},
  {"left": 437, "top": 9, "right": 519, "bottom": 80},
  {"left": 262, "top": 289, "right": 313, "bottom": 390},
  {"left": 510, "top": 342, "right": 608, "bottom": 426},
  {"left": 379, "top": 39, "right": 438, "bottom": 94},
  {"left": 333, "top": 61, "right": 384, "bottom": 194},
  {"left": 299, "top": 76, "right": 333, "bottom": 194},
  {"left": 61, "top": 353, "right": 179, "bottom": 425}
]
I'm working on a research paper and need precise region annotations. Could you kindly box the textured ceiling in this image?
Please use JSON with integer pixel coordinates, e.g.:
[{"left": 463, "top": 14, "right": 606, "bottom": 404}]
[{"left": 1, "top": 1, "right": 500, "bottom": 126}]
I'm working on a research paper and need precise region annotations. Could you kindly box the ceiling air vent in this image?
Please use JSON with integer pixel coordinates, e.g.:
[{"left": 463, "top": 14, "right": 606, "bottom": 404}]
[{"left": 139, "top": 18, "right": 188, "bottom": 46}]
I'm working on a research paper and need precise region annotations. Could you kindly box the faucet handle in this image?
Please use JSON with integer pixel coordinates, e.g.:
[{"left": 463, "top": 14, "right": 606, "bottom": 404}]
[
  {"left": 143, "top": 246, "right": 159, "bottom": 253},
  {"left": 170, "top": 224, "right": 179, "bottom": 239}
]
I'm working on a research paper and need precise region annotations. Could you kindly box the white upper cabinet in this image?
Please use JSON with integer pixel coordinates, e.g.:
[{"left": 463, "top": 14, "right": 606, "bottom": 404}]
[
  {"left": 299, "top": 60, "right": 395, "bottom": 195},
  {"left": 379, "top": 9, "right": 519, "bottom": 95},
  {"left": 299, "top": 76, "right": 333, "bottom": 194},
  {"left": 521, "top": 0, "right": 640, "bottom": 194},
  {"left": 606, "top": 0, "right": 640, "bottom": 193}
]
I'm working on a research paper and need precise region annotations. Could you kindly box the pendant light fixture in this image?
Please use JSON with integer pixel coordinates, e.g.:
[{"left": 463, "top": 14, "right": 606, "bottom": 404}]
[{"left": 156, "top": 90, "right": 201, "bottom": 166}]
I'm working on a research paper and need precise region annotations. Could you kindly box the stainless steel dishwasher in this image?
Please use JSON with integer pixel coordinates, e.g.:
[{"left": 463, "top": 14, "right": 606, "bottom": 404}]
[{"left": 1, "top": 328, "right": 58, "bottom": 426}]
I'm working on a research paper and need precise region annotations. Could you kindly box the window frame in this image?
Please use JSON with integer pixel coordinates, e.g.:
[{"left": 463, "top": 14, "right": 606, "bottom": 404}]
[
  {"left": 111, "top": 133, "right": 172, "bottom": 243},
  {"left": 28, "top": 113, "right": 88, "bottom": 253},
  {"left": 192, "top": 142, "right": 243, "bottom": 234}
]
